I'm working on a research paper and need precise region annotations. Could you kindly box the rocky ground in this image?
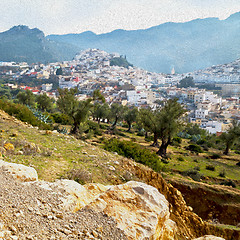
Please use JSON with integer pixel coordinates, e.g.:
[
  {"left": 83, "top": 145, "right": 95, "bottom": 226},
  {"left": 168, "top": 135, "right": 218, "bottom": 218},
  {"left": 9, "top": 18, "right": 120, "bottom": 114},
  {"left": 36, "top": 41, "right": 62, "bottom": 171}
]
[{"left": 0, "top": 167, "right": 127, "bottom": 240}]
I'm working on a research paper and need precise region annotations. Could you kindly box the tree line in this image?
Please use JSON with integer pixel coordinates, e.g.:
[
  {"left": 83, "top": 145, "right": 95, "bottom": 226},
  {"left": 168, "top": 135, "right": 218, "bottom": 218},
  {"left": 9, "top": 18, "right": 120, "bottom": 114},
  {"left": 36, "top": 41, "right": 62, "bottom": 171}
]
[{"left": 1, "top": 87, "right": 240, "bottom": 157}]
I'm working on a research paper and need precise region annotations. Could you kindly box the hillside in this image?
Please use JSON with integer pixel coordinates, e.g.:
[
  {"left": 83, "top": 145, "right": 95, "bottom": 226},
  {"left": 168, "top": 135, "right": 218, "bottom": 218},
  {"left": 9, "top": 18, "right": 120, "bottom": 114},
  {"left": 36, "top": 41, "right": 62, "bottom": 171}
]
[
  {"left": 48, "top": 12, "right": 240, "bottom": 73},
  {"left": 1, "top": 110, "right": 240, "bottom": 239},
  {"left": 0, "top": 25, "right": 80, "bottom": 63}
]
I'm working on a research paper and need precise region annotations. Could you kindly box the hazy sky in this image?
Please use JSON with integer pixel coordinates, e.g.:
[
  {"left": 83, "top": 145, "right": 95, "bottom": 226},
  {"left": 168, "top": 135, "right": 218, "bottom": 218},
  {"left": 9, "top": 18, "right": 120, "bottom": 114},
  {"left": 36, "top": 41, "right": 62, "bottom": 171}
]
[{"left": 0, "top": 0, "right": 240, "bottom": 35}]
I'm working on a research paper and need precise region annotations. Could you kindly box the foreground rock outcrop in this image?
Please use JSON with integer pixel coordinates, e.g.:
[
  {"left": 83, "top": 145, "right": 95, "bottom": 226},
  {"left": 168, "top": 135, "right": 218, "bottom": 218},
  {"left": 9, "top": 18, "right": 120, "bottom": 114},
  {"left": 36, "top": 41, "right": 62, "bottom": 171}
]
[
  {"left": 0, "top": 161, "right": 179, "bottom": 239},
  {"left": 30, "top": 175, "right": 177, "bottom": 239},
  {"left": 0, "top": 159, "right": 38, "bottom": 182}
]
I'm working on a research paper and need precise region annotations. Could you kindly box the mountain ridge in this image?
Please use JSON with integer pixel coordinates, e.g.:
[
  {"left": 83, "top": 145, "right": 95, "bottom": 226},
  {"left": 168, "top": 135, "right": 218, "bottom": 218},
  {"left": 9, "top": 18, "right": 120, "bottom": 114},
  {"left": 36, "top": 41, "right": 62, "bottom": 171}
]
[
  {"left": 0, "top": 25, "right": 81, "bottom": 64},
  {"left": 48, "top": 12, "right": 240, "bottom": 73}
]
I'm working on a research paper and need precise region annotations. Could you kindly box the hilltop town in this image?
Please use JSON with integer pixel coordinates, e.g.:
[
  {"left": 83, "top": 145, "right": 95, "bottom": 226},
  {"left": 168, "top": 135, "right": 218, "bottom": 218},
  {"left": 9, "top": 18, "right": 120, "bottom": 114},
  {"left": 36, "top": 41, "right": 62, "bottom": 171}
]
[{"left": 1, "top": 48, "right": 239, "bottom": 135}]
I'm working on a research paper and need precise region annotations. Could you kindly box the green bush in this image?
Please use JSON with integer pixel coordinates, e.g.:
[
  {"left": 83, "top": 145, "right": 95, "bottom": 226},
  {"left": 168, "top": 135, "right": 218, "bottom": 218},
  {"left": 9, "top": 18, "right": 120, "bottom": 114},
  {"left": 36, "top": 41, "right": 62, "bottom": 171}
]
[
  {"left": 177, "top": 156, "right": 185, "bottom": 161},
  {"left": 206, "top": 165, "right": 215, "bottom": 171},
  {"left": 171, "top": 136, "right": 182, "bottom": 146},
  {"left": 0, "top": 99, "right": 51, "bottom": 130},
  {"left": 210, "top": 153, "right": 221, "bottom": 159},
  {"left": 219, "top": 169, "right": 226, "bottom": 178},
  {"left": 186, "top": 144, "right": 203, "bottom": 153},
  {"left": 103, "top": 138, "right": 162, "bottom": 172},
  {"left": 182, "top": 169, "right": 203, "bottom": 181},
  {"left": 87, "top": 120, "right": 102, "bottom": 136},
  {"left": 51, "top": 112, "right": 72, "bottom": 125},
  {"left": 220, "top": 180, "right": 236, "bottom": 188},
  {"left": 137, "top": 131, "right": 145, "bottom": 137}
]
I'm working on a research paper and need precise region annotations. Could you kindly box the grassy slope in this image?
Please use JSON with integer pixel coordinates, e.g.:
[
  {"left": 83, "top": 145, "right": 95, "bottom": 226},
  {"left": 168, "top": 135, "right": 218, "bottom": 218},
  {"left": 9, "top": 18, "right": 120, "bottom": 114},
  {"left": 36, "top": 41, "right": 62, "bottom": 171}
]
[{"left": 1, "top": 110, "right": 240, "bottom": 238}]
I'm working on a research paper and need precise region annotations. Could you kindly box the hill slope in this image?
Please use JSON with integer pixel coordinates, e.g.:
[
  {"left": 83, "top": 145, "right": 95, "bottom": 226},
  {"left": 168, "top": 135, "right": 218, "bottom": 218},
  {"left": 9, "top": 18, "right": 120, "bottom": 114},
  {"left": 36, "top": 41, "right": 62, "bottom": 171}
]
[
  {"left": 1, "top": 109, "right": 240, "bottom": 239},
  {"left": 48, "top": 12, "right": 240, "bottom": 73},
  {"left": 0, "top": 25, "right": 80, "bottom": 63}
]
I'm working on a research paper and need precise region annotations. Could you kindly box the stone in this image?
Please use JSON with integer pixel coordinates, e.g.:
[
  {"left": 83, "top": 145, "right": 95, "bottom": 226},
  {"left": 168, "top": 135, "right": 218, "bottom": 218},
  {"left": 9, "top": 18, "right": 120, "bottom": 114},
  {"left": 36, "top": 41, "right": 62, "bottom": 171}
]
[
  {"left": 36, "top": 180, "right": 109, "bottom": 212},
  {"left": 109, "top": 166, "right": 115, "bottom": 171},
  {"left": 193, "top": 236, "right": 225, "bottom": 240},
  {"left": 0, "top": 160, "right": 38, "bottom": 182},
  {"left": 85, "top": 181, "right": 176, "bottom": 240},
  {"left": 4, "top": 143, "right": 14, "bottom": 151}
]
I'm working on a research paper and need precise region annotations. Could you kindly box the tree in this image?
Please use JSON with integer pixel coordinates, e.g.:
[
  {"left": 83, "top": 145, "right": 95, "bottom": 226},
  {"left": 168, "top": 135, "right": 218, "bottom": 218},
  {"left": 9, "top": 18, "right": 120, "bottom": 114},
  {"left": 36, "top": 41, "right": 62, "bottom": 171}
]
[
  {"left": 220, "top": 121, "right": 240, "bottom": 155},
  {"left": 93, "top": 103, "right": 110, "bottom": 125},
  {"left": 179, "top": 77, "right": 195, "bottom": 88},
  {"left": 138, "top": 108, "right": 160, "bottom": 147},
  {"left": 0, "top": 86, "right": 11, "bottom": 99},
  {"left": 124, "top": 107, "right": 138, "bottom": 132},
  {"left": 56, "top": 67, "right": 63, "bottom": 75},
  {"left": 36, "top": 93, "right": 54, "bottom": 112},
  {"left": 110, "top": 103, "right": 125, "bottom": 129},
  {"left": 16, "top": 89, "right": 35, "bottom": 107},
  {"left": 156, "top": 99, "right": 186, "bottom": 156},
  {"left": 57, "top": 88, "right": 93, "bottom": 134}
]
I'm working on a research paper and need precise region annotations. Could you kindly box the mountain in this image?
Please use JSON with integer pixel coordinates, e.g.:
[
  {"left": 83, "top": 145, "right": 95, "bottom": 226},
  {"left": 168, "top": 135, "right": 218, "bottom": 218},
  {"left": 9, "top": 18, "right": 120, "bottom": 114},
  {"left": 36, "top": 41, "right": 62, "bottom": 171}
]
[
  {"left": 0, "top": 25, "right": 80, "bottom": 63},
  {"left": 48, "top": 12, "right": 240, "bottom": 73}
]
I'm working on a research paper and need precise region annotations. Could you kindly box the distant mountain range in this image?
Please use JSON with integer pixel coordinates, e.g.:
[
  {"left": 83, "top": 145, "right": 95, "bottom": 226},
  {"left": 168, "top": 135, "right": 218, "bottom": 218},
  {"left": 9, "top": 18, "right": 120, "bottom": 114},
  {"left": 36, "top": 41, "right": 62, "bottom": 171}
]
[
  {"left": 0, "top": 25, "right": 79, "bottom": 64},
  {"left": 0, "top": 12, "right": 240, "bottom": 73}
]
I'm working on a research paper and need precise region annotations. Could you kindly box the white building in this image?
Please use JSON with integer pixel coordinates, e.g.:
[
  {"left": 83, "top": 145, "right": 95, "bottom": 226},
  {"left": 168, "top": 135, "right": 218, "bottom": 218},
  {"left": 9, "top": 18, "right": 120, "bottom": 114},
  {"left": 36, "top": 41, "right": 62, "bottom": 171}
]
[
  {"left": 59, "top": 76, "right": 79, "bottom": 89},
  {"left": 42, "top": 84, "right": 53, "bottom": 92},
  {"left": 195, "top": 109, "right": 209, "bottom": 119},
  {"left": 201, "top": 120, "right": 222, "bottom": 134}
]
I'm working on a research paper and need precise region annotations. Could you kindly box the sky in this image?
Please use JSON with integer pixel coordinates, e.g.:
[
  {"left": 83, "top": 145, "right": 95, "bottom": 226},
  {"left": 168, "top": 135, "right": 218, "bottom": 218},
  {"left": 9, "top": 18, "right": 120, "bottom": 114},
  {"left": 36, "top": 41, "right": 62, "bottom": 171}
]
[{"left": 0, "top": 0, "right": 240, "bottom": 35}]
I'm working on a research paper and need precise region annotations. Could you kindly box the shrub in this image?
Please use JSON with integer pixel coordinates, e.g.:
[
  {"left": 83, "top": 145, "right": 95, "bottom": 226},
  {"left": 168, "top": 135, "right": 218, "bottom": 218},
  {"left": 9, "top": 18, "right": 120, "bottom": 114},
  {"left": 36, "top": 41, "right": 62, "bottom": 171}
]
[
  {"left": 51, "top": 112, "right": 72, "bottom": 125},
  {"left": 186, "top": 144, "right": 203, "bottom": 153},
  {"left": 219, "top": 169, "right": 226, "bottom": 178},
  {"left": 173, "top": 136, "right": 182, "bottom": 144},
  {"left": 235, "top": 150, "right": 240, "bottom": 155},
  {"left": 0, "top": 99, "right": 51, "bottom": 130},
  {"left": 206, "top": 165, "right": 215, "bottom": 171},
  {"left": 220, "top": 180, "right": 236, "bottom": 188},
  {"left": 210, "top": 153, "right": 221, "bottom": 159},
  {"left": 87, "top": 120, "right": 102, "bottom": 136},
  {"left": 64, "top": 169, "right": 92, "bottom": 184},
  {"left": 182, "top": 169, "right": 203, "bottom": 182},
  {"left": 236, "top": 161, "right": 240, "bottom": 167},
  {"left": 103, "top": 138, "right": 162, "bottom": 172},
  {"left": 194, "top": 166, "right": 200, "bottom": 171},
  {"left": 137, "top": 131, "right": 145, "bottom": 137},
  {"left": 177, "top": 156, "right": 185, "bottom": 161}
]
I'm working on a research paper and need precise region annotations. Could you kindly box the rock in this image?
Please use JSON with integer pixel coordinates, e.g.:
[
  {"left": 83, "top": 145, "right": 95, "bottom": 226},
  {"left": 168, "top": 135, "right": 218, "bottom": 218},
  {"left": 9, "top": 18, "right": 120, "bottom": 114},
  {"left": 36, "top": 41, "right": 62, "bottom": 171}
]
[
  {"left": 23, "top": 143, "right": 41, "bottom": 154},
  {"left": 193, "top": 236, "right": 225, "bottom": 240},
  {"left": 109, "top": 166, "right": 115, "bottom": 171},
  {"left": 0, "top": 160, "right": 38, "bottom": 182},
  {"left": 36, "top": 180, "right": 109, "bottom": 212},
  {"left": 4, "top": 143, "right": 15, "bottom": 151},
  {"left": 85, "top": 181, "right": 176, "bottom": 240},
  {"left": 16, "top": 151, "right": 24, "bottom": 155}
]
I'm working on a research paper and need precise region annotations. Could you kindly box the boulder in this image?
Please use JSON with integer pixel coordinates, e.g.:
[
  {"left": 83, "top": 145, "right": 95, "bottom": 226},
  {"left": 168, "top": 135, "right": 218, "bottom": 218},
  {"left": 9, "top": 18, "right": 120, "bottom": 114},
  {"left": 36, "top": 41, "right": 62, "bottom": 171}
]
[
  {"left": 85, "top": 181, "right": 176, "bottom": 240},
  {"left": 0, "top": 160, "right": 38, "bottom": 182},
  {"left": 3, "top": 143, "right": 14, "bottom": 151},
  {"left": 34, "top": 180, "right": 176, "bottom": 239},
  {"left": 34, "top": 179, "right": 109, "bottom": 212},
  {"left": 193, "top": 236, "right": 225, "bottom": 240}
]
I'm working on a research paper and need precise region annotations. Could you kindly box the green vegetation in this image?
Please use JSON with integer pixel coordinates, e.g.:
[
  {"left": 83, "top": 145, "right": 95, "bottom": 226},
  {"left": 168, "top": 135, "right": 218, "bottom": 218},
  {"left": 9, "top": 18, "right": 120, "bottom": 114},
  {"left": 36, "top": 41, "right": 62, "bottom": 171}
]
[
  {"left": 1, "top": 85, "right": 240, "bottom": 189},
  {"left": 110, "top": 56, "right": 133, "bottom": 68},
  {"left": 0, "top": 99, "right": 50, "bottom": 129},
  {"left": 179, "top": 76, "right": 195, "bottom": 88},
  {"left": 220, "top": 121, "right": 240, "bottom": 155},
  {"left": 186, "top": 144, "right": 203, "bottom": 153},
  {"left": 103, "top": 138, "right": 162, "bottom": 172}
]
